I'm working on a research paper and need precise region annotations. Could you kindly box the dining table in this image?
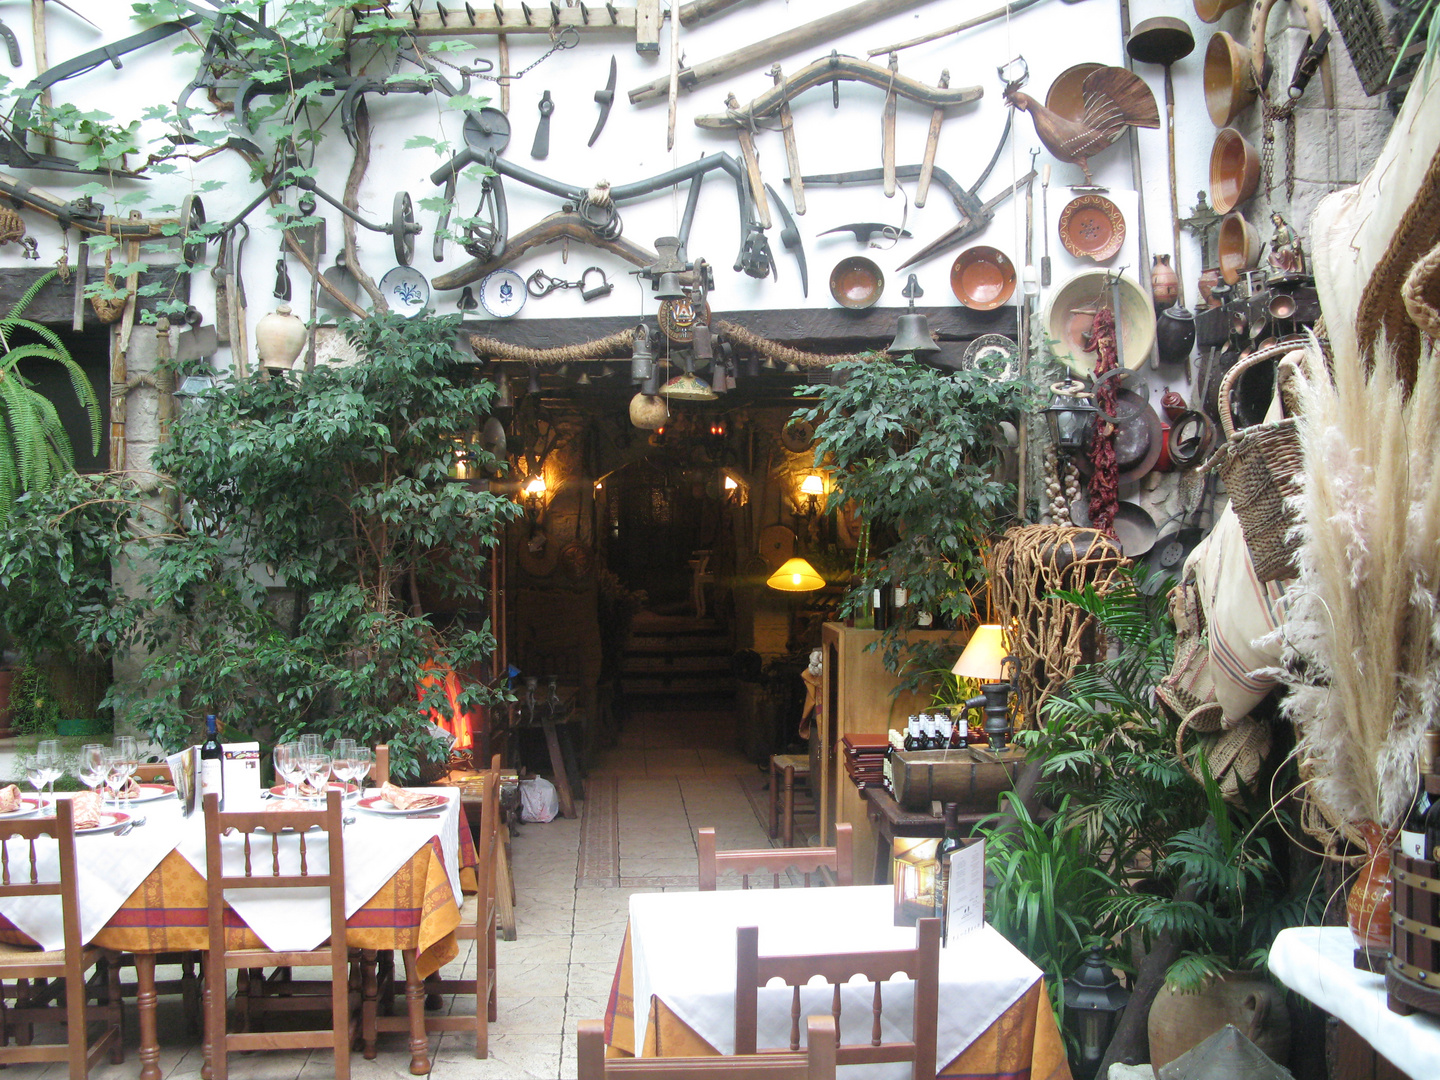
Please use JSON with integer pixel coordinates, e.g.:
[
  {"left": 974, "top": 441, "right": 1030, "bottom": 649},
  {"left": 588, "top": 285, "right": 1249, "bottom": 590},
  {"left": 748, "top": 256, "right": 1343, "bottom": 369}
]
[
  {"left": 603, "top": 884, "right": 1071, "bottom": 1080},
  {"left": 0, "top": 785, "right": 478, "bottom": 1080}
]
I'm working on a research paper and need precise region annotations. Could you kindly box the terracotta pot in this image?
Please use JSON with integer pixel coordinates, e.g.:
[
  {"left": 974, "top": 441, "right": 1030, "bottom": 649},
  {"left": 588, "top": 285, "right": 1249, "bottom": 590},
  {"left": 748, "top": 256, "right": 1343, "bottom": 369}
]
[
  {"left": 1147, "top": 972, "right": 1291, "bottom": 1071},
  {"left": 1217, "top": 214, "right": 1263, "bottom": 285},
  {"left": 1204, "top": 32, "right": 1259, "bottom": 127},
  {"left": 1152, "top": 254, "right": 1179, "bottom": 308},
  {"left": 254, "top": 303, "right": 307, "bottom": 370},
  {"left": 1193, "top": 0, "right": 1247, "bottom": 22},
  {"left": 1210, "top": 127, "right": 1261, "bottom": 214},
  {"left": 1348, "top": 820, "right": 1395, "bottom": 951},
  {"left": 1198, "top": 266, "right": 1224, "bottom": 308}
]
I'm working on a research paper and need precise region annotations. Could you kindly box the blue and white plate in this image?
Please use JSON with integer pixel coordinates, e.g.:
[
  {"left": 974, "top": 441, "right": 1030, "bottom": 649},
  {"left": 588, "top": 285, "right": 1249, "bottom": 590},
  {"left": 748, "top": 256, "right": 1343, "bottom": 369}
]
[
  {"left": 479, "top": 269, "right": 526, "bottom": 318},
  {"left": 379, "top": 266, "right": 430, "bottom": 318}
]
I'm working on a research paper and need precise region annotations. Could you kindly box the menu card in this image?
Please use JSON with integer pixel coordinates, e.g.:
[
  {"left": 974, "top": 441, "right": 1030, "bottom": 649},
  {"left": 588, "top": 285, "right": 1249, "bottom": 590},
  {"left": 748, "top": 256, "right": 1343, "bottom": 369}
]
[
  {"left": 223, "top": 742, "right": 261, "bottom": 804},
  {"left": 943, "top": 837, "right": 985, "bottom": 943},
  {"left": 167, "top": 747, "right": 199, "bottom": 816}
]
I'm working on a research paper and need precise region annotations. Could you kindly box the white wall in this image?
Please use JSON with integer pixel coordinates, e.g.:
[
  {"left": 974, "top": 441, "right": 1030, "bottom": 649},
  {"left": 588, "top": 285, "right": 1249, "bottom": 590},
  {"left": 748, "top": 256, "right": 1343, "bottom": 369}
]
[{"left": 9, "top": 0, "right": 1392, "bottom": 406}]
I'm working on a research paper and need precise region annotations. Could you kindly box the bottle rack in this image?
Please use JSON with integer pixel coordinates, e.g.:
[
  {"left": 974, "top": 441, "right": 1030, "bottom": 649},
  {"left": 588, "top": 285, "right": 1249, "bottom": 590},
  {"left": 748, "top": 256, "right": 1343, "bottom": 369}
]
[{"left": 1389, "top": 849, "right": 1440, "bottom": 1019}]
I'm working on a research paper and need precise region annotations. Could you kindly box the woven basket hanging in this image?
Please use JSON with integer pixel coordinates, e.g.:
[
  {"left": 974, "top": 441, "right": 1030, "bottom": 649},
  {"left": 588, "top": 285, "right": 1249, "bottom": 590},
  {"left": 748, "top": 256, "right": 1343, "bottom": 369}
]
[
  {"left": 89, "top": 249, "right": 127, "bottom": 324},
  {"left": 1328, "top": 0, "right": 1400, "bottom": 97},
  {"left": 1205, "top": 340, "right": 1308, "bottom": 582}
]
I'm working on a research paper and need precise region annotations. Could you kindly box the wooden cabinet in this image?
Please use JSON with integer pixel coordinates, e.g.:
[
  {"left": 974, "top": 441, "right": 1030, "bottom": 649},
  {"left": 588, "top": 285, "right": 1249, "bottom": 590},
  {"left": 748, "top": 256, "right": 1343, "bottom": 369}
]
[{"left": 813, "top": 622, "right": 965, "bottom": 882}]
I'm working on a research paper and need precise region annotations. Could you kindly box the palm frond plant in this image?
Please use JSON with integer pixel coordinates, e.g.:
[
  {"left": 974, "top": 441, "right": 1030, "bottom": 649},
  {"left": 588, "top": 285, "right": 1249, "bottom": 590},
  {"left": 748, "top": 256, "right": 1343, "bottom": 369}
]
[{"left": 0, "top": 269, "right": 102, "bottom": 516}]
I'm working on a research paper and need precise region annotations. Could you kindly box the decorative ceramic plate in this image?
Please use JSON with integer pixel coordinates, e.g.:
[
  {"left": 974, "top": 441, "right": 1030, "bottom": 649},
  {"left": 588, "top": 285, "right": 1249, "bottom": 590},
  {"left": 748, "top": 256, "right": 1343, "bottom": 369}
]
[
  {"left": 828, "top": 256, "right": 884, "bottom": 309},
  {"left": 0, "top": 797, "right": 44, "bottom": 819},
  {"left": 657, "top": 296, "right": 711, "bottom": 343},
  {"left": 960, "top": 333, "right": 1021, "bottom": 381},
  {"left": 77, "top": 812, "right": 131, "bottom": 836},
  {"left": 379, "top": 266, "right": 430, "bottom": 318},
  {"left": 355, "top": 794, "right": 448, "bottom": 815},
  {"left": 113, "top": 784, "right": 176, "bottom": 803},
  {"left": 479, "top": 269, "right": 526, "bottom": 318},
  {"left": 950, "top": 247, "right": 1017, "bottom": 310},
  {"left": 1058, "top": 194, "right": 1126, "bottom": 262}
]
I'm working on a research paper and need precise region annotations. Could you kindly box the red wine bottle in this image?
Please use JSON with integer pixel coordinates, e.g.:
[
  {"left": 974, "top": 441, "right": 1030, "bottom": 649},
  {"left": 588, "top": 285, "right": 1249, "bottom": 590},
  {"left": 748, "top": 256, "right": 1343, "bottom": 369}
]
[{"left": 200, "top": 713, "right": 226, "bottom": 810}]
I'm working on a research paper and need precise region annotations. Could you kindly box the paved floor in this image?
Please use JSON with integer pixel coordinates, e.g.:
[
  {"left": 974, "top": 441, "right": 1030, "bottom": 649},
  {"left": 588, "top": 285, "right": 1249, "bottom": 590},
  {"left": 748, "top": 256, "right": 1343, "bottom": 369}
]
[{"left": 17, "top": 705, "right": 810, "bottom": 1078}]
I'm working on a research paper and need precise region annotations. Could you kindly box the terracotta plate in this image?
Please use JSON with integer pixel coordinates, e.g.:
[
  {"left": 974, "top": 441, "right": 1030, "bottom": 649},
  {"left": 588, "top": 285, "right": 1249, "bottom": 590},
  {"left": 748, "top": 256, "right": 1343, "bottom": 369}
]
[
  {"left": 829, "top": 256, "right": 884, "bottom": 309},
  {"left": 950, "top": 247, "right": 1016, "bottom": 310},
  {"left": 1058, "top": 194, "right": 1126, "bottom": 262}
]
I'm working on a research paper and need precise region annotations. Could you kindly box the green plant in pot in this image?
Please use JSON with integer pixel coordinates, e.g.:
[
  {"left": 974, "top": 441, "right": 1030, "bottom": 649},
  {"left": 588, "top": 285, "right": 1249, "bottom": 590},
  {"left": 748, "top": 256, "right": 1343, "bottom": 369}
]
[{"left": 113, "top": 313, "right": 520, "bottom": 780}]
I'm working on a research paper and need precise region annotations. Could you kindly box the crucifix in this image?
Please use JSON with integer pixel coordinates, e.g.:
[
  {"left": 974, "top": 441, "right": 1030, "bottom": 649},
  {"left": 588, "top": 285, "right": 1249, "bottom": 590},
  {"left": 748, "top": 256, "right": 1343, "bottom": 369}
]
[{"left": 1180, "top": 191, "right": 1221, "bottom": 270}]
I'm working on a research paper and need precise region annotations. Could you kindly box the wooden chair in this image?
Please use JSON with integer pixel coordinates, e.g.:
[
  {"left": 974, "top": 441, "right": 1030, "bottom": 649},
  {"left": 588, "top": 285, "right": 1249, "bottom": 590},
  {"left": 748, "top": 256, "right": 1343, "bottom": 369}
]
[
  {"left": 133, "top": 762, "right": 173, "bottom": 783},
  {"left": 362, "top": 755, "right": 501, "bottom": 1063},
  {"left": 374, "top": 743, "right": 389, "bottom": 787},
  {"left": 735, "top": 918, "right": 940, "bottom": 1080},
  {"left": 697, "top": 823, "right": 853, "bottom": 890},
  {"left": 577, "top": 1015, "right": 837, "bottom": 1079},
  {"left": 0, "top": 798, "right": 124, "bottom": 1079},
  {"left": 202, "top": 790, "right": 355, "bottom": 1080}
]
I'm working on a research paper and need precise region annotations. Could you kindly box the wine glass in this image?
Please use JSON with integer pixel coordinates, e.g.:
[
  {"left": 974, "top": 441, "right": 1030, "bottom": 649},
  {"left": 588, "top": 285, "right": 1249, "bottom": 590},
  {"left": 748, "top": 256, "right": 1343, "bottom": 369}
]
[
  {"left": 77, "top": 743, "right": 108, "bottom": 793},
  {"left": 352, "top": 747, "right": 374, "bottom": 791},
  {"left": 303, "top": 751, "right": 332, "bottom": 799},
  {"left": 23, "top": 752, "right": 47, "bottom": 808},
  {"left": 110, "top": 736, "right": 138, "bottom": 802},
  {"left": 36, "top": 739, "right": 61, "bottom": 803},
  {"left": 332, "top": 739, "right": 358, "bottom": 794},
  {"left": 102, "top": 749, "right": 128, "bottom": 806},
  {"left": 273, "top": 742, "right": 298, "bottom": 797}
]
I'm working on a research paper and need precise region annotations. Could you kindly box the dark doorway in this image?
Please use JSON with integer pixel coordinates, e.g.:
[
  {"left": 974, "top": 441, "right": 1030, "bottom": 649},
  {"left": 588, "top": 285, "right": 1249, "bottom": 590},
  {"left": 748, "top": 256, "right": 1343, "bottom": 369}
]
[
  {"left": 612, "top": 457, "right": 721, "bottom": 612},
  {"left": 14, "top": 324, "right": 110, "bottom": 473}
]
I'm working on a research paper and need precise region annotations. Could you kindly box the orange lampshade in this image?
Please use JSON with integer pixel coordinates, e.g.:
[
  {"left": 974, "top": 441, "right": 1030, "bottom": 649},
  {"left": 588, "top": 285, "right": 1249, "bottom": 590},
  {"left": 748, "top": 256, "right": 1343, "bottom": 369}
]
[
  {"left": 951, "top": 624, "right": 1009, "bottom": 681},
  {"left": 767, "top": 557, "right": 825, "bottom": 592}
]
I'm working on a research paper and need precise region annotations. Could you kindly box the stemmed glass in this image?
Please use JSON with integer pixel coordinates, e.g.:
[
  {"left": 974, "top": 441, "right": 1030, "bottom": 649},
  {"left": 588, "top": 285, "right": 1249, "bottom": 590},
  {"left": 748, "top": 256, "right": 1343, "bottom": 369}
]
[
  {"left": 332, "top": 739, "right": 358, "bottom": 796},
  {"left": 23, "top": 752, "right": 48, "bottom": 808},
  {"left": 303, "top": 751, "right": 332, "bottom": 799},
  {"left": 77, "top": 743, "right": 108, "bottom": 795},
  {"left": 108, "top": 736, "right": 138, "bottom": 804},
  {"left": 352, "top": 747, "right": 374, "bottom": 791},
  {"left": 273, "top": 742, "right": 299, "bottom": 798},
  {"left": 36, "top": 740, "right": 61, "bottom": 804}
]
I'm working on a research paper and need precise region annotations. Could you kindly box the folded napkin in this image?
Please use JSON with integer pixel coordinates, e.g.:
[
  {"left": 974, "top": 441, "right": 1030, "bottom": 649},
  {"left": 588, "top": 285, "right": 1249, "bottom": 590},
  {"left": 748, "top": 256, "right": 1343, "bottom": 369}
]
[
  {"left": 378, "top": 782, "right": 445, "bottom": 811},
  {"left": 71, "top": 792, "right": 103, "bottom": 830},
  {"left": 0, "top": 785, "right": 20, "bottom": 813},
  {"left": 115, "top": 777, "right": 143, "bottom": 799}
]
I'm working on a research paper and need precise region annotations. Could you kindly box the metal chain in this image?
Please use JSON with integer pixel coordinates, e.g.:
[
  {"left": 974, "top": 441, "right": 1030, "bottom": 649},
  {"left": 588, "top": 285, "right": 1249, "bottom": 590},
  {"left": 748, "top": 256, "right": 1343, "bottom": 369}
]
[
  {"left": 1260, "top": 96, "right": 1298, "bottom": 199},
  {"left": 423, "top": 25, "right": 579, "bottom": 84}
]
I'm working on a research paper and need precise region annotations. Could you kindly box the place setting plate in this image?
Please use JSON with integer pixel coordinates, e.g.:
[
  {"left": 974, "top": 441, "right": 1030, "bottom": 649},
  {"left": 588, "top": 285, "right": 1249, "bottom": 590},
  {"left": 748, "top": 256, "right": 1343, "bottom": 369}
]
[
  {"left": 267, "top": 782, "right": 358, "bottom": 799},
  {"left": 77, "top": 812, "right": 131, "bottom": 836},
  {"left": 354, "top": 794, "right": 448, "bottom": 816},
  {"left": 0, "top": 797, "right": 45, "bottom": 819},
  {"left": 113, "top": 784, "right": 176, "bottom": 804}
]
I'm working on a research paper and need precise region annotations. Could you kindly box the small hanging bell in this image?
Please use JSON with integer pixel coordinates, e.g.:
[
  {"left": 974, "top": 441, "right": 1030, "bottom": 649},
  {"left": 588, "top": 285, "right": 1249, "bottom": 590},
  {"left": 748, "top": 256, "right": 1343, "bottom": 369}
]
[
  {"left": 274, "top": 257, "right": 292, "bottom": 302},
  {"left": 888, "top": 273, "right": 940, "bottom": 355}
]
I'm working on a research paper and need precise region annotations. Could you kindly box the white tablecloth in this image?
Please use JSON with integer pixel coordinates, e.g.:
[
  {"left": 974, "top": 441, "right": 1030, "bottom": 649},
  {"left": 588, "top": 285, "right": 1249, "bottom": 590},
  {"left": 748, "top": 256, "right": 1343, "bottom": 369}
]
[
  {"left": 1269, "top": 926, "right": 1440, "bottom": 1080},
  {"left": 0, "top": 788, "right": 463, "bottom": 954},
  {"left": 629, "top": 885, "right": 1040, "bottom": 1080}
]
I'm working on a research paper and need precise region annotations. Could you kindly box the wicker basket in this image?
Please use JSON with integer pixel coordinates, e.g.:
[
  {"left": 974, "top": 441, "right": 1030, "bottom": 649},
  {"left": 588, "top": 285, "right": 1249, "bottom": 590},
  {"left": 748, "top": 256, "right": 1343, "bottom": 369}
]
[
  {"left": 1206, "top": 340, "right": 1307, "bottom": 582},
  {"left": 1329, "top": 0, "right": 1399, "bottom": 98}
]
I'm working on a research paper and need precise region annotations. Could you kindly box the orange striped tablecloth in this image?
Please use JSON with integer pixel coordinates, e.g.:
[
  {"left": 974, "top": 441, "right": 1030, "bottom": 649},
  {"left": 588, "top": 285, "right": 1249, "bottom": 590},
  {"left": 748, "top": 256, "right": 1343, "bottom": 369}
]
[{"left": 603, "top": 924, "right": 1073, "bottom": 1080}]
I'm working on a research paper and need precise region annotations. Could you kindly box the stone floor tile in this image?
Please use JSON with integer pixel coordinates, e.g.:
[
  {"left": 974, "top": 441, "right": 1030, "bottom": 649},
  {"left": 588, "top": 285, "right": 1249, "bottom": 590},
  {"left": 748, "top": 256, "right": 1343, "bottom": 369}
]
[{"left": 429, "top": 1032, "right": 563, "bottom": 1078}]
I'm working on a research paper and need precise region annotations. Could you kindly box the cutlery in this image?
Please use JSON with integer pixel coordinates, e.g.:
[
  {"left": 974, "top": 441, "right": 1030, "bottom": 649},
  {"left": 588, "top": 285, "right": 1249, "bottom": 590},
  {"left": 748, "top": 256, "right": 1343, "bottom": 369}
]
[{"left": 115, "top": 822, "right": 134, "bottom": 836}]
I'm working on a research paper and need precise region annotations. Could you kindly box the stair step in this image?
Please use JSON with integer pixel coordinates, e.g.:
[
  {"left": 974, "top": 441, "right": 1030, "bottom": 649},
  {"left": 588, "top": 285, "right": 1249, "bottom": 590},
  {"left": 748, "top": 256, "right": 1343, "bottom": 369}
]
[
  {"left": 624, "top": 675, "right": 739, "bottom": 696},
  {"left": 624, "top": 653, "right": 733, "bottom": 674},
  {"left": 626, "top": 637, "right": 731, "bottom": 658}
]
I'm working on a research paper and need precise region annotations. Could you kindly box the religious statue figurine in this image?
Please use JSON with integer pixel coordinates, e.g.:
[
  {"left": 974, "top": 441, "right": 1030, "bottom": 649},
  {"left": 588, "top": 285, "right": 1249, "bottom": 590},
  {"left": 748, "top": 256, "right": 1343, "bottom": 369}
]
[{"left": 1266, "top": 212, "right": 1306, "bottom": 280}]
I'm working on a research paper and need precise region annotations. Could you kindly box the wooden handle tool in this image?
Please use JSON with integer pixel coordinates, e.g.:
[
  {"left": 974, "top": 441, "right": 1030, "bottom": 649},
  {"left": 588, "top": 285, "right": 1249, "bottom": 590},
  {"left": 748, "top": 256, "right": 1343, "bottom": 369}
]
[
  {"left": 771, "top": 65, "right": 805, "bottom": 214},
  {"left": 881, "top": 53, "right": 898, "bottom": 198},
  {"left": 727, "top": 93, "right": 771, "bottom": 229},
  {"left": 915, "top": 69, "right": 948, "bottom": 208}
]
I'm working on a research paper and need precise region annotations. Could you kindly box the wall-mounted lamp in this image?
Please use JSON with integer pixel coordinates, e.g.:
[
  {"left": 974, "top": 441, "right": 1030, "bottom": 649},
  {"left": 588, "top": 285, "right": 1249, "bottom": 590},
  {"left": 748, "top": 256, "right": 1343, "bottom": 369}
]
[
  {"left": 1042, "top": 381, "right": 1097, "bottom": 456},
  {"left": 522, "top": 474, "right": 548, "bottom": 519},
  {"left": 766, "top": 557, "right": 825, "bottom": 592},
  {"left": 952, "top": 624, "right": 1020, "bottom": 750},
  {"left": 721, "top": 468, "right": 749, "bottom": 506},
  {"left": 799, "top": 472, "right": 826, "bottom": 516}
]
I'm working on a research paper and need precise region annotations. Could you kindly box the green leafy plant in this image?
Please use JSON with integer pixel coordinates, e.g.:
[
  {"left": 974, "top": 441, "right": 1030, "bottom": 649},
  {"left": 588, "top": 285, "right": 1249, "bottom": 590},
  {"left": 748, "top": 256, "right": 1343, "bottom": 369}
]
[
  {"left": 112, "top": 313, "right": 521, "bottom": 779},
  {"left": 791, "top": 355, "right": 1039, "bottom": 682},
  {"left": 7, "top": 663, "right": 62, "bottom": 736},
  {"left": 0, "top": 269, "right": 102, "bottom": 516}
]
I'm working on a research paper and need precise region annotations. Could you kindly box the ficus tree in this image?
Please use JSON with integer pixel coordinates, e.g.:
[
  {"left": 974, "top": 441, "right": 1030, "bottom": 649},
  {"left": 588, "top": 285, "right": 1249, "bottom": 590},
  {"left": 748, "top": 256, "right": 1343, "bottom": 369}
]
[{"left": 111, "top": 312, "right": 520, "bottom": 778}]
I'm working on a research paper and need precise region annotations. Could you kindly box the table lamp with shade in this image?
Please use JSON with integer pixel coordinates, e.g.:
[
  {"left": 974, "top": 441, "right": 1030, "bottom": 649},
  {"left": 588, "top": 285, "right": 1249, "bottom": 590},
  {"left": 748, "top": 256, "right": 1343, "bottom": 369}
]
[
  {"left": 951, "top": 624, "right": 1019, "bottom": 749},
  {"left": 766, "top": 557, "right": 824, "bottom": 592}
]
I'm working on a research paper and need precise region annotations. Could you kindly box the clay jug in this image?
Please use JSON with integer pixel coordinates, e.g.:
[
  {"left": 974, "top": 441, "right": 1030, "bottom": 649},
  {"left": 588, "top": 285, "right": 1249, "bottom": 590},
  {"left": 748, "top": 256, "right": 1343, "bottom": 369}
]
[
  {"left": 1147, "top": 972, "right": 1290, "bottom": 1071},
  {"left": 1152, "top": 254, "right": 1179, "bottom": 309},
  {"left": 1197, "top": 267, "right": 1223, "bottom": 308},
  {"left": 254, "top": 303, "right": 307, "bottom": 370},
  {"left": 1347, "top": 820, "right": 1394, "bottom": 951}
]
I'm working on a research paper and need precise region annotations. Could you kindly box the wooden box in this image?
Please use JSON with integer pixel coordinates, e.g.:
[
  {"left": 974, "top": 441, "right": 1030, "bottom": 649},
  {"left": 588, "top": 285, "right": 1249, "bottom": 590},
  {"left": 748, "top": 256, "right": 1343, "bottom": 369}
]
[
  {"left": 1389, "top": 821, "right": 1440, "bottom": 1019},
  {"left": 891, "top": 747, "right": 1025, "bottom": 813}
]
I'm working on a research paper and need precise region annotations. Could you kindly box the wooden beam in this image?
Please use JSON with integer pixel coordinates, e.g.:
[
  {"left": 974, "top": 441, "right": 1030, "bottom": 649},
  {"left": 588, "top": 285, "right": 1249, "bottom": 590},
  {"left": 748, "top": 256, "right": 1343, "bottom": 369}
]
[
  {"left": 372, "top": 6, "right": 638, "bottom": 36},
  {"left": 461, "top": 305, "right": 1016, "bottom": 352},
  {"left": 0, "top": 266, "right": 188, "bottom": 328}
]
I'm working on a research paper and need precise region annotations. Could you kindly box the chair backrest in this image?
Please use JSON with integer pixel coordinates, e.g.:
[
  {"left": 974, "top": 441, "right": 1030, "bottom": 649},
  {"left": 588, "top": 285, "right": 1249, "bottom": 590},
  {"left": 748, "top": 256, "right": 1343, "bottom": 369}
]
[
  {"left": 473, "top": 755, "right": 501, "bottom": 922},
  {"left": 735, "top": 917, "right": 939, "bottom": 1080},
  {"left": 374, "top": 744, "right": 389, "bottom": 787},
  {"left": 0, "top": 800, "right": 81, "bottom": 955},
  {"left": 697, "top": 823, "right": 853, "bottom": 890},
  {"left": 135, "top": 762, "right": 174, "bottom": 783},
  {"left": 576, "top": 1015, "right": 837, "bottom": 1080},
  {"left": 202, "top": 789, "right": 347, "bottom": 962}
]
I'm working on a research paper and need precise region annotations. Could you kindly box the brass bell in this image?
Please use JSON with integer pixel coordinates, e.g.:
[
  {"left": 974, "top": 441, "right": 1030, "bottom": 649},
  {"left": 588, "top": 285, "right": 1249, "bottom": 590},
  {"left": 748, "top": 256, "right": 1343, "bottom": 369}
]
[
  {"left": 655, "top": 272, "right": 685, "bottom": 301},
  {"left": 888, "top": 274, "right": 940, "bottom": 355}
]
